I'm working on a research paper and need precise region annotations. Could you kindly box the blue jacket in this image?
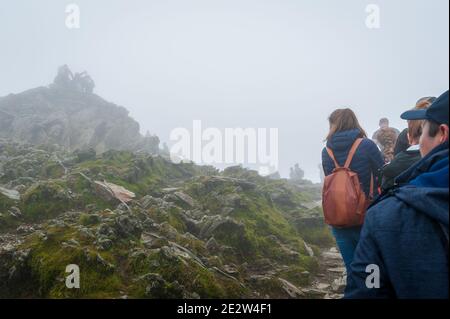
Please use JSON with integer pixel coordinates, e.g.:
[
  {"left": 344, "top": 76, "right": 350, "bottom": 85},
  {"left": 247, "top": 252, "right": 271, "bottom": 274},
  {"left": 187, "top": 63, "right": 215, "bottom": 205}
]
[
  {"left": 345, "top": 142, "right": 449, "bottom": 299},
  {"left": 322, "top": 129, "right": 384, "bottom": 196}
]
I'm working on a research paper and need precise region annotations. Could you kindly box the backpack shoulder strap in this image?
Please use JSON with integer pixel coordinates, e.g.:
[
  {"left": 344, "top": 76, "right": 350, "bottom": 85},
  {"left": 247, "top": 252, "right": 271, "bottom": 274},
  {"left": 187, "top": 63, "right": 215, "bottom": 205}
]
[
  {"left": 325, "top": 147, "right": 341, "bottom": 169},
  {"left": 344, "top": 138, "right": 363, "bottom": 168}
]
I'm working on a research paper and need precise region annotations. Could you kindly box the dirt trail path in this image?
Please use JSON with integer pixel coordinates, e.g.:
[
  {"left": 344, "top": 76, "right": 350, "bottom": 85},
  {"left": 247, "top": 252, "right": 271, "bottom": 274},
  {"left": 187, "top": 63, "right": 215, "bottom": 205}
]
[{"left": 303, "top": 246, "right": 347, "bottom": 299}]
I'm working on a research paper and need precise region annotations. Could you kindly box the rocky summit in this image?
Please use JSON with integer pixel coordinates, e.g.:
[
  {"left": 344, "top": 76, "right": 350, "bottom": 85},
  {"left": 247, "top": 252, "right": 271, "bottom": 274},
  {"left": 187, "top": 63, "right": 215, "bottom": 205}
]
[{"left": 0, "top": 65, "right": 160, "bottom": 154}]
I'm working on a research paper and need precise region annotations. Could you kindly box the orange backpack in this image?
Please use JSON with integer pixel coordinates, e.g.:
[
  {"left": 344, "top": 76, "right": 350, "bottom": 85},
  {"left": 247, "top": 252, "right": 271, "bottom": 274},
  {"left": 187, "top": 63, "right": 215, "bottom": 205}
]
[{"left": 322, "top": 138, "right": 374, "bottom": 227}]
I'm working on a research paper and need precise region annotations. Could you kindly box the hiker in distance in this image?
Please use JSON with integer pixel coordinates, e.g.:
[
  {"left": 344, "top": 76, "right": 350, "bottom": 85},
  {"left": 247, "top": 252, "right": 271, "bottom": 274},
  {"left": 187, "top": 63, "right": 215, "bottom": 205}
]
[
  {"left": 372, "top": 118, "right": 400, "bottom": 164},
  {"left": 321, "top": 108, "right": 384, "bottom": 273},
  {"left": 345, "top": 90, "right": 449, "bottom": 299},
  {"left": 380, "top": 96, "right": 436, "bottom": 191}
]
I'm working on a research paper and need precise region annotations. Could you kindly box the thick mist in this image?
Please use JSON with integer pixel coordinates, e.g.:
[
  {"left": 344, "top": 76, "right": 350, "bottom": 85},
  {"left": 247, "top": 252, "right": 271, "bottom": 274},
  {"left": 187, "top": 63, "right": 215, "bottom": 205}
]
[{"left": 0, "top": 0, "right": 449, "bottom": 181}]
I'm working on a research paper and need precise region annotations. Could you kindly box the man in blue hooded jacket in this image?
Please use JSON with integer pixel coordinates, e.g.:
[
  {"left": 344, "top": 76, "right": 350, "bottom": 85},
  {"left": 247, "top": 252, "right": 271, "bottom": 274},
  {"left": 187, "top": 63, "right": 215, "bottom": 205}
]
[{"left": 345, "top": 90, "right": 449, "bottom": 299}]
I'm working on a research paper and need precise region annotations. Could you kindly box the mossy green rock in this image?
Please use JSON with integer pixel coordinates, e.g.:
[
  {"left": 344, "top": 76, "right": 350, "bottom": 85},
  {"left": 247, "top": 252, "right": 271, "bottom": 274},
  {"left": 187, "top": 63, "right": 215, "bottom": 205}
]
[{"left": 0, "top": 142, "right": 333, "bottom": 298}]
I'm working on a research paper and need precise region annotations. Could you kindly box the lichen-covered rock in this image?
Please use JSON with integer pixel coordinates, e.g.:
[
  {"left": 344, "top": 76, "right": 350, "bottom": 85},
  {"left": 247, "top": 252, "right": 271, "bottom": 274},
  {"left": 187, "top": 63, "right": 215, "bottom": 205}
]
[
  {"left": 114, "top": 214, "right": 142, "bottom": 239},
  {"left": 173, "top": 192, "right": 195, "bottom": 208},
  {"left": 0, "top": 187, "right": 20, "bottom": 201},
  {"left": 0, "top": 139, "right": 332, "bottom": 299}
]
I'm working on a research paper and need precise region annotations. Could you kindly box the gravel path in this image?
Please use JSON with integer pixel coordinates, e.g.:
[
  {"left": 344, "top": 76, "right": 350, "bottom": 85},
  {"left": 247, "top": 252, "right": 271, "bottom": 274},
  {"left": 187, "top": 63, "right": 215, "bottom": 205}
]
[{"left": 303, "top": 247, "right": 347, "bottom": 299}]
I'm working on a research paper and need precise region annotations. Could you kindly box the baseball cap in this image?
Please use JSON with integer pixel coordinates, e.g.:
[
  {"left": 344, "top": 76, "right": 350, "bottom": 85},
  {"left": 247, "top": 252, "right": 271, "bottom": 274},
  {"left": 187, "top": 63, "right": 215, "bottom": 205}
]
[{"left": 401, "top": 90, "right": 449, "bottom": 126}]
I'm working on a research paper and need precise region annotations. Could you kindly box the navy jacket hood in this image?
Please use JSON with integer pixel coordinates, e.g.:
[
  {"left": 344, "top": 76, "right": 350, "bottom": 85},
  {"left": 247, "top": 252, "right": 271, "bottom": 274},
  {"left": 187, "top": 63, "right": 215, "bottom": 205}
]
[
  {"left": 394, "top": 186, "right": 449, "bottom": 227},
  {"left": 326, "top": 129, "right": 361, "bottom": 150},
  {"left": 391, "top": 142, "right": 449, "bottom": 226},
  {"left": 345, "top": 141, "right": 449, "bottom": 299},
  {"left": 395, "top": 141, "right": 449, "bottom": 186}
]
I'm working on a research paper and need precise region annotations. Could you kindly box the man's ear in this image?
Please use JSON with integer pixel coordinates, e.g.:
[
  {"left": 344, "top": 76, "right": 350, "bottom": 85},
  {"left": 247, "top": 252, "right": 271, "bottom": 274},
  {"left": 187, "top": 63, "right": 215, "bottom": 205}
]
[{"left": 439, "top": 124, "right": 449, "bottom": 143}]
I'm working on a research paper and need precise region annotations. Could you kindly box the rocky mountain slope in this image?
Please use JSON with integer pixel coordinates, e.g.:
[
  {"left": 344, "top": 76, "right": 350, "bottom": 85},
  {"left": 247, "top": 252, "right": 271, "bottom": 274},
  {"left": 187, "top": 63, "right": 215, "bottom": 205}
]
[
  {"left": 0, "top": 65, "right": 160, "bottom": 154},
  {"left": 0, "top": 67, "right": 340, "bottom": 298},
  {"left": 0, "top": 139, "right": 336, "bottom": 298}
]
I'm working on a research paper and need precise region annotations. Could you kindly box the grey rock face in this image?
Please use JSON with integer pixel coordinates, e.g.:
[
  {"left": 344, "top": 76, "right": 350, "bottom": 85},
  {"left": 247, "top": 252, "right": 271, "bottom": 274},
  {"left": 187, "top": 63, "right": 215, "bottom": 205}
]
[
  {"left": 173, "top": 192, "right": 195, "bottom": 208},
  {"left": 0, "top": 187, "right": 20, "bottom": 201},
  {"left": 114, "top": 214, "right": 142, "bottom": 238},
  {"left": 278, "top": 278, "right": 305, "bottom": 298},
  {"left": 0, "top": 66, "right": 160, "bottom": 155},
  {"left": 198, "top": 215, "right": 245, "bottom": 240}
]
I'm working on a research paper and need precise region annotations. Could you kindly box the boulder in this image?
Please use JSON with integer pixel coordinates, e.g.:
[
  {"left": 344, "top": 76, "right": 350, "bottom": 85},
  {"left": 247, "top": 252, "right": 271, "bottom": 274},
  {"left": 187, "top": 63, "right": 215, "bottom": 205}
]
[
  {"left": 74, "top": 148, "right": 96, "bottom": 162},
  {"left": 198, "top": 215, "right": 245, "bottom": 240},
  {"left": 8, "top": 207, "right": 22, "bottom": 219},
  {"left": 0, "top": 187, "right": 20, "bottom": 201},
  {"left": 173, "top": 192, "right": 195, "bottom": 208},
  {"left": 301, "top": 288, "right": 328, "bottom": 299},
  {"left": 140, "top": 195, "right": 171, "bottom": 210},
  {"left": 205, "top": 237, "right": 221, "bottom": 253},
  {"left": 331, "top": 276, "right": 347, "bottom": 293},
  {"left": 158, "top": 222, "right": 179, "bottom": 241},
  {"left": 94, "top": 181, "right": 135, "bottom": 204},
  {"left": 278, "top": 278, "right": 305, "bottom": 298},
  {"left": 95, "top": 237, "right": 113, "bottom": 251},
  {"left": 303, "top": 242, "right": 314, "bottom": 257},
  {"left": 114, "top": 214, "right": 142, "bottom": 238}
]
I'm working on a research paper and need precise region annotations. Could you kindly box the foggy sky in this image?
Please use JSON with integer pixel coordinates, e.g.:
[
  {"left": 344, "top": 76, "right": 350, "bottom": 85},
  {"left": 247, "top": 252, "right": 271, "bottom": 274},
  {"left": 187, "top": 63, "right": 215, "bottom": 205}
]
[{"left": 0, "top": 0, "right": 449, "bottom": 182}]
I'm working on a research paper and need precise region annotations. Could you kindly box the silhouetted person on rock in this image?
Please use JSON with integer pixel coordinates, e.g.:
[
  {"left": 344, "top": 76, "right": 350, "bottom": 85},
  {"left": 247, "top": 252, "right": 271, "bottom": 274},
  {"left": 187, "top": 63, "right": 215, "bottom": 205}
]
[
  {"left": 53, "top": 64, "right": 74, "bottom": 89},
  {"left": 73, "top": 71, "right": 95, "bottom": 94}
]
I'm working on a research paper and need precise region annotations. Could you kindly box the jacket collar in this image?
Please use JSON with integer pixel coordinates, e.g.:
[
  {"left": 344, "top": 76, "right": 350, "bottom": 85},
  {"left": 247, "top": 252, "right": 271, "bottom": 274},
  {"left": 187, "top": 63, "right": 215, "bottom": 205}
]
[
  {"left": 395, "top": 141, "right": 449, "bottom": 185},
  {"left": 406, "top": 144, "right": 420, "bottom": 152}
]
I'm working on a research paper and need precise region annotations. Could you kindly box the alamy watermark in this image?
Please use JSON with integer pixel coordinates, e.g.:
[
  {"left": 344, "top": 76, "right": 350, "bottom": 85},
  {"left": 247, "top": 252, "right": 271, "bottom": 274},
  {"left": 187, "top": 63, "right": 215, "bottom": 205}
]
[
  {"left": 365, "top": 4, "right": 381, "bottom": 29},
  {"left": 169, "top": 120, "right": 279, "bottom": 176},
  {"left": 65, "top": 264, "right": 80, "bottom": 289},
  {"left": 65, "top": 3, "right": 80, "bottom": 29},
  {"left": 365, "top": 264, "right": 380, "bottom": 289}
]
